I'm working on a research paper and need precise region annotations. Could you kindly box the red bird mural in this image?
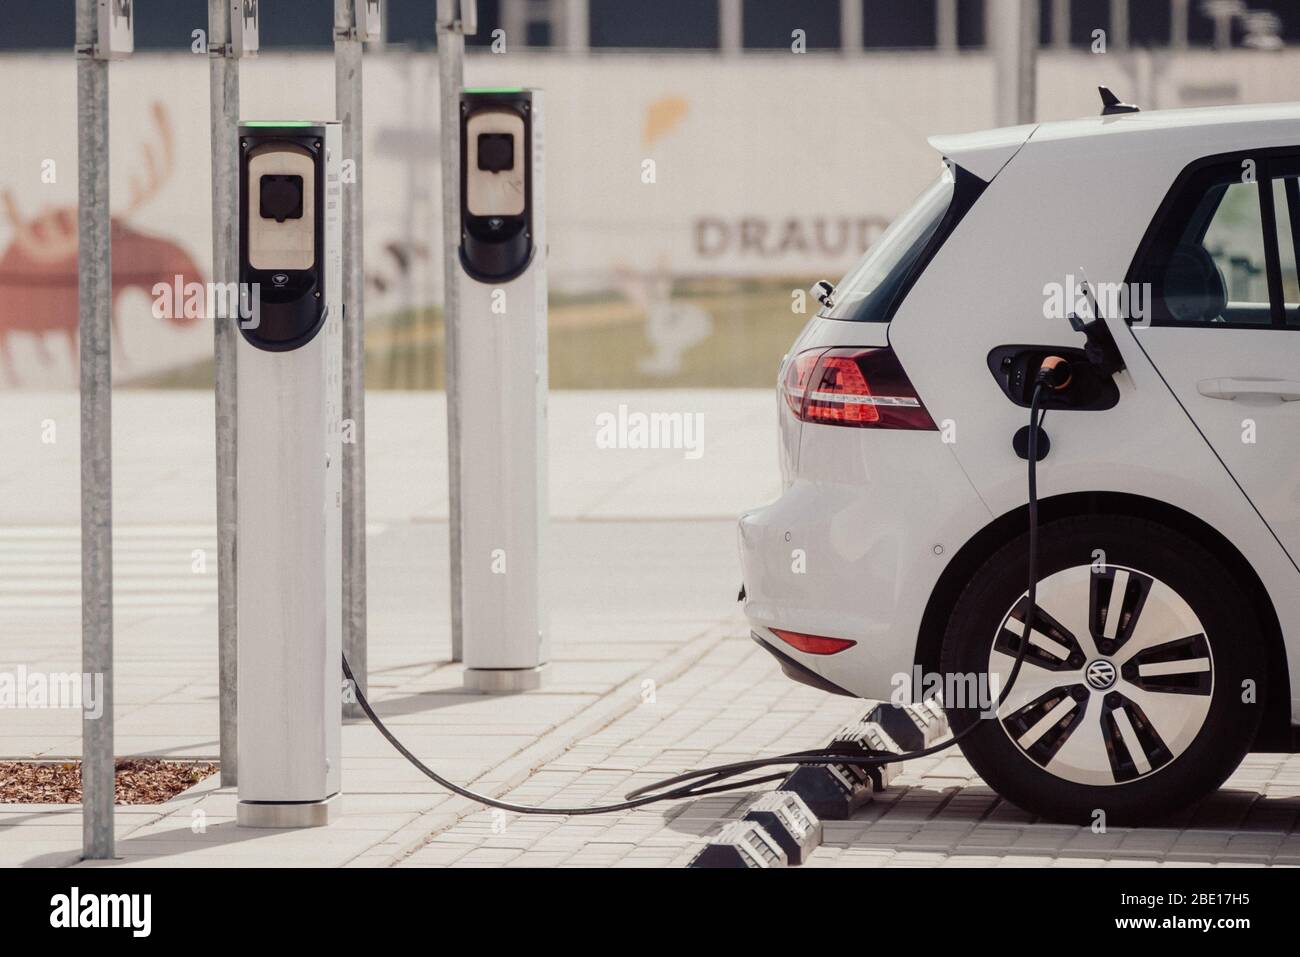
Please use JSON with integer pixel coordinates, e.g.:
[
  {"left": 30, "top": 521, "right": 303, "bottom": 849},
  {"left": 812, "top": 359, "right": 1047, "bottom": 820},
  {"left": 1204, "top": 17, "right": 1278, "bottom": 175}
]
[{"left": 0, "top": 102, "right": 205, "bottom": 385}]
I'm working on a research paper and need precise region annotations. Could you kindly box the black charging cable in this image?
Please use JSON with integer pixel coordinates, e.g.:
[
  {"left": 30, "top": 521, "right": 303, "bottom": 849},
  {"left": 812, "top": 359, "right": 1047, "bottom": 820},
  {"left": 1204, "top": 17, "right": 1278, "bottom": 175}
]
[{"left": 341, "top": 377, "right": 1054, "bottom": 815}]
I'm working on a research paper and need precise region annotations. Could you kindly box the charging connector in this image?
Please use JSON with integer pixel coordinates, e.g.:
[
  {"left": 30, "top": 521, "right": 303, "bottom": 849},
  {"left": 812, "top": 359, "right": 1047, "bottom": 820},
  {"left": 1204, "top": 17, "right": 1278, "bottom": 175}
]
[{"left": 1036, "top": 355, "right": 1072, "bottom": 391}]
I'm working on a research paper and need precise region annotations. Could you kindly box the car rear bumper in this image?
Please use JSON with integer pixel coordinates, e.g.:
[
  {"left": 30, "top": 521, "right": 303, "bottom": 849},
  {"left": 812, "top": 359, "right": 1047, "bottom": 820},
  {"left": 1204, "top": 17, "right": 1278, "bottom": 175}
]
[{"left": 739, "top": 434, "right": 992, "bottom": 701}]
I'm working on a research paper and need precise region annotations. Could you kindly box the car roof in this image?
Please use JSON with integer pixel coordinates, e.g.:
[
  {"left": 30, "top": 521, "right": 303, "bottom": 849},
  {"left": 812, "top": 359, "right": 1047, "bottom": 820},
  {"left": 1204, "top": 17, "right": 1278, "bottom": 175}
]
[{"left": 931, "top": 101, "right": 1300, "bottom": 182}]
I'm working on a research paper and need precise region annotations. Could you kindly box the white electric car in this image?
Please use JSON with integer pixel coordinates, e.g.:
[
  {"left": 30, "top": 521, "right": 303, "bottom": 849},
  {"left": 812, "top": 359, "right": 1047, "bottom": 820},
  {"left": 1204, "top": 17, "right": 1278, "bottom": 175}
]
[{"left": 740, "top": 97, "right": 1300, "bottom": 823}]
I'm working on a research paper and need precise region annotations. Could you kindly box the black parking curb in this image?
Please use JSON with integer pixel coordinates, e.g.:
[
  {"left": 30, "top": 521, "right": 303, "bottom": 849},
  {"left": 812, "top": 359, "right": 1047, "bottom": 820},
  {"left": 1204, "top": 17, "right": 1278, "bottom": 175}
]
[
  {"left": 687, "top": 819, "right": 788, "bottom": 868},
  {"left": 681, "top": 700, "right": 952, "bottom": 868},
  {"left": 742, "top": 791, "right": 822, "bottom": 864}
]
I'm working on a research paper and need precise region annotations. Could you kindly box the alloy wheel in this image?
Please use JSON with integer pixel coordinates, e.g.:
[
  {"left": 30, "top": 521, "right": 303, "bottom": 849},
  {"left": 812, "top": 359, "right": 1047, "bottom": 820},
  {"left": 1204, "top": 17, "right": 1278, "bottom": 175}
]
[{"left": 986, "top": 564, "right": 1214, "bottom": 787}]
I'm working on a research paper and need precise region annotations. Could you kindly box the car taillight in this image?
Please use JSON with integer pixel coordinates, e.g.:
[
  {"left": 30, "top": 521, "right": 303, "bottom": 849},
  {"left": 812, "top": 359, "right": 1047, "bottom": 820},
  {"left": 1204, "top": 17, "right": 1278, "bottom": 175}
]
[
  {"left": 787, "top": 347, "right": 936, "bottom": 430},
  {"left": 770, "top": 628, "right": 857, "bottom": 655},
  {"left": 782, "top": 348, "right": 825, "bottom": 415}
]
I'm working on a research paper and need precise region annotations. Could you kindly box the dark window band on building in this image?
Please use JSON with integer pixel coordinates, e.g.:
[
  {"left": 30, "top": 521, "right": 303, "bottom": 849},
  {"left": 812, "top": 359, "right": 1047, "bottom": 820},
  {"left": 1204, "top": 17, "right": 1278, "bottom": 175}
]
[
  {"left": 589, "top": 0, "right": 721, "bottom": 49},
  {"left": 0, "top": 1, "right": 1293, "bottom": 52},
  {"left": 742, "top": 0, "right": 841, "bottom": 50}
]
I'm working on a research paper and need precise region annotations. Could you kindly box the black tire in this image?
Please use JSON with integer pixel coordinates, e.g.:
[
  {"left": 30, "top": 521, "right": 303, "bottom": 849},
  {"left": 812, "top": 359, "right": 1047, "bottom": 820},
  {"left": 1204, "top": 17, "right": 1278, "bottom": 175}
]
[{"left": 940, "top": 515, "right": 1264, "bottom": 825}]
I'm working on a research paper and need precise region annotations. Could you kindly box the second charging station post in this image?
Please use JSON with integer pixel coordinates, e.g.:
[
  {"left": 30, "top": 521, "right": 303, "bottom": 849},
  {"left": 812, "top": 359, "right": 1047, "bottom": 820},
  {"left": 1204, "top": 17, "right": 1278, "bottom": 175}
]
[
  {"left": 235, "top": 121, "right": 344, "bottom": 827},
  {"left": 454, "top": 88, "right": 549, "bottom": 692}
]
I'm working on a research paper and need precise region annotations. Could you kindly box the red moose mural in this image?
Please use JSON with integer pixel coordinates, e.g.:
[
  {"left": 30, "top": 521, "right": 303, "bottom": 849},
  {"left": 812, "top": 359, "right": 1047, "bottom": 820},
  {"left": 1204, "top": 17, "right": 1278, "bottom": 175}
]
[{"left": 0, "top": 102, "right": 205, "bottom": 385}]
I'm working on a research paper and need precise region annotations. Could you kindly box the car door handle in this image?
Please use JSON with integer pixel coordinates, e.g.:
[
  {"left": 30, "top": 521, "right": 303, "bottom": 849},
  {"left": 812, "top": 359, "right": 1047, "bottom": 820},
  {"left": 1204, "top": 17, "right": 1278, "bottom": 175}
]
[{"left": 1196, "top": 377, "right": 1300, "bottom": 401}]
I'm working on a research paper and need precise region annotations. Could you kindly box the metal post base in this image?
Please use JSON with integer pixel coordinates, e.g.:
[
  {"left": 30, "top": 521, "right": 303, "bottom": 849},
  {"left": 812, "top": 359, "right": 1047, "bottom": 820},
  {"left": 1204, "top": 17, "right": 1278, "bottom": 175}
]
[
  {"left": 464, "top": 665, "right": 548, "bottom": 694},
  {"left": 237, "top": 794, "right": 341, "bottom": 828}
]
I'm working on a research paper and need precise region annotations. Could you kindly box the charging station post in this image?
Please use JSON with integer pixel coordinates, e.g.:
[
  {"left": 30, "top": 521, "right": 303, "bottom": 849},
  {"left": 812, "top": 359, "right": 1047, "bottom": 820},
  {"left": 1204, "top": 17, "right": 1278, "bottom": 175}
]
[
  {"left": 455, "top": 88, "right": 549, "bottom": 692},
  {"left": 235, "top": 122, "right": 344, "bottom": 827}
]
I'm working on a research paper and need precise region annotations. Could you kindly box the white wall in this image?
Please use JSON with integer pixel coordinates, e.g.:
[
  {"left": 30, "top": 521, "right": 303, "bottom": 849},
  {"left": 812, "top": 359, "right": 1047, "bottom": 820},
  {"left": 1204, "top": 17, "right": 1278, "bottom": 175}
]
[{"left": 0, "top": 48, "right": 1298, "bottom": 386}]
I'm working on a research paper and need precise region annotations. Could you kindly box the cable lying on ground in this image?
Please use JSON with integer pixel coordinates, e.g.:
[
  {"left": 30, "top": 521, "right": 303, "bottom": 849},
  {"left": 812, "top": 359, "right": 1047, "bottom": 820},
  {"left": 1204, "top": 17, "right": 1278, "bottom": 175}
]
[{"left": 344, "top": 378, "right": 1053, "bottom": 815}]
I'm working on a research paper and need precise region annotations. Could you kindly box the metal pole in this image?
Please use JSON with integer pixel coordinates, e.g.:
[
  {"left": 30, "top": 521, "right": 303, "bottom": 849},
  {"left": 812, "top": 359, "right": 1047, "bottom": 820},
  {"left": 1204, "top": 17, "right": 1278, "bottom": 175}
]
[
  {"left": 209, "top": 0, "right": 239, "bottom": 786},
  {"left": 1171, "top": 0, "right": 1189, "bottom": 50},
  {"left": 438, "top": 0, "right": 466, "bottom": 660},
  {"left": 375, "top": 0, "right": 390, "bottom": 49},
  {"left": 1051, "top": 0, "right": 1070, "bottom": 49},
  {"left": 501, "top": 0, "right": 526, "bottom": 50},
  {"left": 937, "top": 0, "right": 958, "bottom": 53},
  {"left": 77, "top": 0, "right": 114, "bottom": 861},
  {"left": 337, "top": 0, "right": 369, "bottom": 712},
  {"left": 1017, "top": 0, "right": 1038, "bottom": 124},
  {"left": 720, "top": 0, "right": 742, "bottom": 55},
  {"left": 841, "top": 0, "right": 863, "bottom": 52},
  {"left": 1110, "top": 0, "right": 1129, "bottom": 51},
  {"left": 990, "top": 0, "right": 1038, "bottom": 127},
  {"left": 561, "top": 0, "right": 589, "bottom": 52}
]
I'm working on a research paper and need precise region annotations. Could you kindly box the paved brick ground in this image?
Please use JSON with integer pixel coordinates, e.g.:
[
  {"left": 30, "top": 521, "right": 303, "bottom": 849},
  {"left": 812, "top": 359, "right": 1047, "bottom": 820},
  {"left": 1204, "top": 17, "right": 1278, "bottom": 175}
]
[
  {"left": 399, "top": 634, "right": 865, "bottom": 868},
  {"left": 806, "top": 751, "right": 1300, "bottom": 868},
  {"left": 397, "top": 634, "right": 1300, "bottom": 868}
]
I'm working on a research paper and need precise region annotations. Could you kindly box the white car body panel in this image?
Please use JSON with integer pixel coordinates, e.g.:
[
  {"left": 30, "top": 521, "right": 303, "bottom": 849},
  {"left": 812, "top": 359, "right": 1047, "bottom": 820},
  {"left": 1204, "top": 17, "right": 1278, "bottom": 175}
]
[
  {"left": 1132, "top": 332, "right": 1300, "bottom": 568},
  {"left": 742, "top": 103, "right": 1300, "bottom": 722}
]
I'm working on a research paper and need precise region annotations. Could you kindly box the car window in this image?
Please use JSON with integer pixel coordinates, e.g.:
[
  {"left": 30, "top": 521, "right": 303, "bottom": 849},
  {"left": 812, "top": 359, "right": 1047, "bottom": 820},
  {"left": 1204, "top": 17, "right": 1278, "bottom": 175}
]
[
  {"left": 820, "top": 170, "right": 952, "bottom": 322},
  {"left": 1134, "top": 152, "right": 1300, "bottom": 329},
  {"left": 820, "top": 163, "right": 984, "bottom": 324},
  {"left": 1200, "top": 182, "right": 1269, "bottom": 320}
]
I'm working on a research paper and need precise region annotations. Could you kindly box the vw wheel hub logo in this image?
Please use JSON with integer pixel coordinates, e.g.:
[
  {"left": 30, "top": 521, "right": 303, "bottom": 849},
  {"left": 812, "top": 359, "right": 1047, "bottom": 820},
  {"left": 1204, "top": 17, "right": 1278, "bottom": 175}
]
[{"left": 1085, "top": 658, "right": 1117, "bottom": 691}]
